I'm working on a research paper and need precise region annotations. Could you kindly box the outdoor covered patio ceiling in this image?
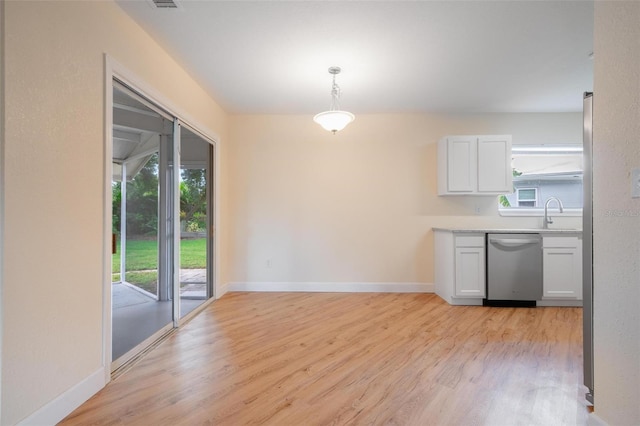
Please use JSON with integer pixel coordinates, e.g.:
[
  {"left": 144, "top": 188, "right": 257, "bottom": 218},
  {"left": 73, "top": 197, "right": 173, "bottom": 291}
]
[{"left": 112, "top": 85, "right": 210, "bottom": 182}]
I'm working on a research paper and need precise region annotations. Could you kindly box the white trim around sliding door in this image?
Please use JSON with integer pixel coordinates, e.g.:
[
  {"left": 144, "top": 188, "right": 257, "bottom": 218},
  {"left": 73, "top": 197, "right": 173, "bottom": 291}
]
[
  {"left": 103, "top": 54, "right": 222, "bottom": 383},
  {"left": 103, "top": 56, "right": 114, "bottom": 383}
]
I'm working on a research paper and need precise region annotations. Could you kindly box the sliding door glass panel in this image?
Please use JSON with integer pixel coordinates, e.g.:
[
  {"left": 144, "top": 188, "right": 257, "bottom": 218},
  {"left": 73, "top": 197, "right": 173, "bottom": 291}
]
[
  {"left": 179, "top": 126, "right": 213, "bottom": 318},
  {"left": 111, "top": 83, "right": 175, "bottom": 364},
  {"left": 125, "top": 153, "right": 159, "bottom": 296}
]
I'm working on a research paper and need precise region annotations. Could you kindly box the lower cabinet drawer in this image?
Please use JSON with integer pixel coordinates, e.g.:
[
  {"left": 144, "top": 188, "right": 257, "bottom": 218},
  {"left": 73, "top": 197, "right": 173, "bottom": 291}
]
[
  {"left": 455, "top": 235, "right": 484, "bottom": 247},
  {"left": 543, "top": 236, "right": 579, "bottom": 249}
]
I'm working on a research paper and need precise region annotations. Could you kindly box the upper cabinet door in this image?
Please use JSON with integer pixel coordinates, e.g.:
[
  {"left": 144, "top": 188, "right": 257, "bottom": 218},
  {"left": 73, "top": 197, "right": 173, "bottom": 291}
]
[
  {"left": 438, "top": 134, "right": 512, "bottom": 196},
  {"left": 447, "top": 136, "right": 477, "bottom": 192},
  {"left": 477, "top": 135, "right": 512, "bottom": 193}
]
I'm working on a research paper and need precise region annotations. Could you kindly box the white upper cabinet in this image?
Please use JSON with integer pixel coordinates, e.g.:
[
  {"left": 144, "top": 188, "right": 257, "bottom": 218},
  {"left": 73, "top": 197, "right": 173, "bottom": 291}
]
[
  {"left": 477, "top": 136, "right": 512, "bottom": 193},
  {"left": 446, "top": 136, "right": 477, "bottom": 192},
  {"left": 438, "top": 135, "right": 512, "bottom": 195}
]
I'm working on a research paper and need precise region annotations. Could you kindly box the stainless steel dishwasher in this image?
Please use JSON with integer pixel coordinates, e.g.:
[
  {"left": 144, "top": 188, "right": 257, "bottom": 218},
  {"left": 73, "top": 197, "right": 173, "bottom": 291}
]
[{"left": 486, "top": 233, "right": 542, "bottom": 307}]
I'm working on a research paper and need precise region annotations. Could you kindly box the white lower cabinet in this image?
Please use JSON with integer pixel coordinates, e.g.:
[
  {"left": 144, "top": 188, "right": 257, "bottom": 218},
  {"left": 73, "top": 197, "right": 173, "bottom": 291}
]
[
  {"left": 434, "top": 231, "right": 485, "bottom": 305},
  {"left": 542, "top": 236, "right": 582, "bottom": 300},
  {"left": 436, "top": 230, "right": 583, "bottom": 306},
  {"left": 455, "top": 245, "right": 485, "bottom": 297}
]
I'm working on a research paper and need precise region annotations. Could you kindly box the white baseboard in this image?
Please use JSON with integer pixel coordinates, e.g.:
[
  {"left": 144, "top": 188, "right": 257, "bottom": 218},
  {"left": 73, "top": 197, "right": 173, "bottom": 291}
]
[
  {"left": 226, "top": 281, "right": 434, "bottom": 293},
  {"left": 217, "top": 282, "right": 230, "bottom": 299},
  {"left": 18, "top": 367, "right": 105, "bottom": 425},
  {"left": 536, "top": 299, "right": 583, "bottom": 307}
]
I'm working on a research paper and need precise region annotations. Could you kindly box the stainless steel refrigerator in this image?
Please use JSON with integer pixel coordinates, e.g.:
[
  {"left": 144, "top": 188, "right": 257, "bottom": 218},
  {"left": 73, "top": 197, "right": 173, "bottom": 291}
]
[{"left": 583, "top": 92, "right": 594, "bottom": 404}]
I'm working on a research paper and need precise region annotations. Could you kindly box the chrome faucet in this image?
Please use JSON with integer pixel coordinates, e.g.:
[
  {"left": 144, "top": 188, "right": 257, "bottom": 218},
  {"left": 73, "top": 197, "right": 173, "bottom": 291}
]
[{"left": 543, "top": 197, "right": 564, "bottom": 229}]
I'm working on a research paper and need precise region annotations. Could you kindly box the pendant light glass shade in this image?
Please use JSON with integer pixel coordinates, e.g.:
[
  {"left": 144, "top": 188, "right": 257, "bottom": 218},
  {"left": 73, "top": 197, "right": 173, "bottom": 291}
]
[
  {"left": 313, "top": 110, "right": 355, "bottom": 133},
  {"left": 314, "top": 66, "right": 354, "bottom": 134}
]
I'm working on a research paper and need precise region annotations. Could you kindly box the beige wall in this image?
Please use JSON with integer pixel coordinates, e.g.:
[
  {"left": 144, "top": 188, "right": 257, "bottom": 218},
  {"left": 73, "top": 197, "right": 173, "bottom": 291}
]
[
  {"left": 228, "top": 112, "right": 582, "bottom": 286},
  {"left": 593, "top": 1, "right": 640, "bottom": 424},
  {"left": 2, "top": 1, "right": 228, "bottom": 424}
]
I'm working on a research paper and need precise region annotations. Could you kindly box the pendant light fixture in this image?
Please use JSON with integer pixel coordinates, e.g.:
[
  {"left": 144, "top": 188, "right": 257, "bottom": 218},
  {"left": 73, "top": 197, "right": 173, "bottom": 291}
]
[{"left": 313, "top": 66, "right": 355, "bottom": 134}]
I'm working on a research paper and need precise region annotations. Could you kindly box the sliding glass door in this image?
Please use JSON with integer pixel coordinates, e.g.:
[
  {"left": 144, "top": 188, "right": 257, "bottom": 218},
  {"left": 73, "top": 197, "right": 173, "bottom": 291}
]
[
  {"left": 111, "top": 83, "right": 176, "bottom": 368},
  {"left": 111, "top": 79, "right": 215, "bottom": 370},
  {"left": 178, "top": 126, "right": 214, "bottom": 318}
]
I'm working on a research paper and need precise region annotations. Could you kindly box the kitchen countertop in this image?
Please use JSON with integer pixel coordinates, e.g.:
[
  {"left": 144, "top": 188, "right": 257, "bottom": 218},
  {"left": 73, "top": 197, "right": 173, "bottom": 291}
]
[{"left": 432, "top": 227, "right": 582, "bottom": 234}]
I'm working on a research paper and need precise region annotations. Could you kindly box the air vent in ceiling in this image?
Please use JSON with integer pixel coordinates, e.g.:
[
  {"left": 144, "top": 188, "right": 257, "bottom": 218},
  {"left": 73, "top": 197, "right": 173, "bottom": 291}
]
[{"left": 150, "top": 0, "right": 180, "bottom": 9}]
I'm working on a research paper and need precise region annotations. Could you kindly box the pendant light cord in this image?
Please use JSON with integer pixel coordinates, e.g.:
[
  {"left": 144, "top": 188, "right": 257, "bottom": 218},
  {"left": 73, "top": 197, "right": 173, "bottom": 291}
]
[{"left": 330, "top": 74, "right": 341, "bottom": 111}]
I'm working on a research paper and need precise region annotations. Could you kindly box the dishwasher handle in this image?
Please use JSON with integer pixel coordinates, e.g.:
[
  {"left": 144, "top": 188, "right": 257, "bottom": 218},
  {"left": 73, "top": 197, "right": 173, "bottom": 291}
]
[{"left": 489, "top": 237, "right": 540, "bottom": 248}]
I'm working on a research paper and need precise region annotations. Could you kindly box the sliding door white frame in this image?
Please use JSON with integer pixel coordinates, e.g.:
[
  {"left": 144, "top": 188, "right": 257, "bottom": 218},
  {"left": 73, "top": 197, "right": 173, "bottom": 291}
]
[{"left": 103, "top": 55, "right": 221, "bottom": 383}]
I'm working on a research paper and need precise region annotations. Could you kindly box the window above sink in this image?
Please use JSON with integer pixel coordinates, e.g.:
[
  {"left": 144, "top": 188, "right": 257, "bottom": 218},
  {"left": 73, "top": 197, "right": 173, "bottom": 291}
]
[{"left": 498, "top": 145, "right": 583, "bottom": 217}]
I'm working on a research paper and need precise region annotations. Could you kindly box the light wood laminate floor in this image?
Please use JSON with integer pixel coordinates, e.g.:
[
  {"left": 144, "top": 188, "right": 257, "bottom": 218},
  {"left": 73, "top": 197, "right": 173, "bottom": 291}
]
[{"left": 61, "top": 293, "right": 589, "bottom": 425}]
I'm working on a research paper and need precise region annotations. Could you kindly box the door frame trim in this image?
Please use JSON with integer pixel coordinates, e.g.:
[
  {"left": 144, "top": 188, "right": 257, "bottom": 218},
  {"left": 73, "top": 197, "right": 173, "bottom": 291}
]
[{"left": 103, "top": 54, "right": 221, "bottom": 383}]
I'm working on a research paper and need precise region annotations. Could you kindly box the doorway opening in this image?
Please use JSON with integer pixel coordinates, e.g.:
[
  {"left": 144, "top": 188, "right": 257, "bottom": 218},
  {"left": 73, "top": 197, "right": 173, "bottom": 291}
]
[{"left": 110, "top": 79, "right": 215, "bottom": 370}]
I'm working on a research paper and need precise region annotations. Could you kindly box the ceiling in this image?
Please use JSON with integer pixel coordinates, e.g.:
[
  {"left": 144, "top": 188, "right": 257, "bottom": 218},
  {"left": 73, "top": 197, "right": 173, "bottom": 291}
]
[{"left": 115, "top": 0, "right": 594, "bottom": 115}]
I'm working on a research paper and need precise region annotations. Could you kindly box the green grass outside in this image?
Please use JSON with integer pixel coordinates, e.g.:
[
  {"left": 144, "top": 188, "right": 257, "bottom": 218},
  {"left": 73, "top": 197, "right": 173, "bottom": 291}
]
[
  {"left": 112, "top": 237, "right": 206, "bottom": 272},
  {"left": 112, "top": 271, "right": 158, "bottom": 294},
  {"left": 180, "top": 238, "right": 208, "bottom": 269},
  {"left": 112, "top": 238, "right": 206, "bottom": 294}
]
